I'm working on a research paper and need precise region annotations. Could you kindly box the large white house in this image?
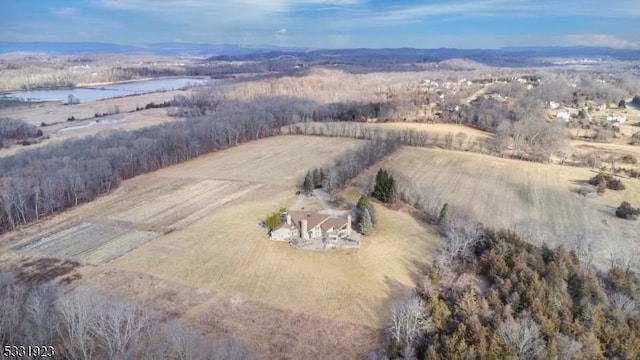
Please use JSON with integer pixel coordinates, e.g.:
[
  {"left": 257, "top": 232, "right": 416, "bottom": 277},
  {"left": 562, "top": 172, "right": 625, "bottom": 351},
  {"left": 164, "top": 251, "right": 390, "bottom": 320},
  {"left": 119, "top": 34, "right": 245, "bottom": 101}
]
[{"left": 269, "top": 210, "right": 352, "bottom": 242}]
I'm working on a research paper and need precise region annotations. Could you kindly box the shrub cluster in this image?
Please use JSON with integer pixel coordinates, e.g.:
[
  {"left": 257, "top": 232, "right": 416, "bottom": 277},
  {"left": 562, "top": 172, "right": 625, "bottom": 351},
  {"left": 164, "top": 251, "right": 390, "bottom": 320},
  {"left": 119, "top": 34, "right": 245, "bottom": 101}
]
[
  {"left": 589, "top": 172, "right": 625, "bottom": 193},
  {"left": 616, "top": 201, "right": 640, "bottom": 220},
  {"left": 0, "top": 118, "right": 42, "bottom": 141},
  {"left": 264, "top": 207, "right": 286, "bottom": 230}
]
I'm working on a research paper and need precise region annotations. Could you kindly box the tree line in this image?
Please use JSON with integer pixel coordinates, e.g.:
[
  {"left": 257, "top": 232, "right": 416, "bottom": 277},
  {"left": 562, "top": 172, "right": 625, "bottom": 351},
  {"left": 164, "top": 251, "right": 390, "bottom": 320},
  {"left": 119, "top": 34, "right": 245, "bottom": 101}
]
[
  {"left": 0, "top": 118, "right": 43, "bottom": 148},
  {"left": 312, "top": 136, "right": 401, "bottom": 194},
  {"left": 0, "top": 274, "right": 252, "bottom": 359}
]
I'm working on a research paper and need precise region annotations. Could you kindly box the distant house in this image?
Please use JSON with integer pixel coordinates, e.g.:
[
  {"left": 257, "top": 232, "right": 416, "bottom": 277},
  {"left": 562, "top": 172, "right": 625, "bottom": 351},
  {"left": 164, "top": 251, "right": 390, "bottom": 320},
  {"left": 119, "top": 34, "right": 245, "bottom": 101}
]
[
  {"left": 556, "top": 109, "right": 571, "bottom": 120},
  {"left": 607, "top": 115, "right": 626, "bottom": 124},
  {"left": 546, "top": 101, "right": 560, "bottom": 110},
  {"left": 269, "top": 210, "right": 352, "bottom": 242}
]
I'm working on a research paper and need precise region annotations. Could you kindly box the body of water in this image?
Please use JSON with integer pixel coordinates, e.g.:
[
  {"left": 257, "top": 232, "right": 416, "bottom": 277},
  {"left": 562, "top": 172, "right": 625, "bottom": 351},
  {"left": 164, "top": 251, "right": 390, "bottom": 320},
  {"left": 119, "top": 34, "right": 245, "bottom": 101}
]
[
  {"left": 58, "top": 118, "right": 123, "bottom": 133},
  {"left": 2, "top": 78, "right": 208, "bottom": 103}
]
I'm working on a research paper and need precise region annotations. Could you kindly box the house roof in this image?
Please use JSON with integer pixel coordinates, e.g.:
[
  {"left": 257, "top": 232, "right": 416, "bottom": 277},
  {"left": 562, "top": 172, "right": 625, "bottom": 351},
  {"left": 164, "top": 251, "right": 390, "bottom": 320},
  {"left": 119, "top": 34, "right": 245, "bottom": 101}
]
[
  {"left": 320, "top": 217, "right": 348, "bottom": 232},
  {"left": 287, "top": 210, "right": 348, "bottom": 232}
]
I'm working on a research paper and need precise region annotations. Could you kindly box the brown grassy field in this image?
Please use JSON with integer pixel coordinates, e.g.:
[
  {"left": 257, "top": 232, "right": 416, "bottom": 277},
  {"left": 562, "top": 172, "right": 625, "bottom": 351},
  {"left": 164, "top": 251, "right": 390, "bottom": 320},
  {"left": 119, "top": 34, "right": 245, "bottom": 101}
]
[
  {"left": 371, "top": 122, "right": 491, "bottom": 142},
  {"left": 359, "top": 147, "right": 640, "bottom": 269},
  {"left": 1, "top": 135, "right": 439, "bottom": 359},
  {"left": 286, "top": 121, "right": 492, "bottom": 149}
]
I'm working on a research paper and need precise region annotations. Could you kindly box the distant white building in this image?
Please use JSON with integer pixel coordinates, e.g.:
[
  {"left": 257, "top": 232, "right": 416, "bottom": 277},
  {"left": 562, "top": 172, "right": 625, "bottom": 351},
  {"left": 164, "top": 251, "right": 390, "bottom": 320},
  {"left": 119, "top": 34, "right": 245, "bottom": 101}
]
[
  {"left": 556, "top": 109, "right": 571, "bottom": 120},
  {"left": 607, "top": 115, "right": 626, "bottom": 124},
  {"left": 547, "top": 101, "right": 560, "bottom": 110}
]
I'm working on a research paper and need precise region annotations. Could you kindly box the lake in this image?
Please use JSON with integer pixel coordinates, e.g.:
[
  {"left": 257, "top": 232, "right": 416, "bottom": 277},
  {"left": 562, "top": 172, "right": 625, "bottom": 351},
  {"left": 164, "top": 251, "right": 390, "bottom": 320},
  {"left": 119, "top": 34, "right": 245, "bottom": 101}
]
[{"left": 1, "top": 78, "right": 208, "bottom": 103}]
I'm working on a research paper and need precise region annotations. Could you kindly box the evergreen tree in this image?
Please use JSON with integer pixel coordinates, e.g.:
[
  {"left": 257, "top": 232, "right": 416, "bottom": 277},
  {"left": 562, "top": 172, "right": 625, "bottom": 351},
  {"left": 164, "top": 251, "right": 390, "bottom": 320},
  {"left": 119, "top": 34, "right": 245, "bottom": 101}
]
[
  {"left": 373, "top": 169, "right": 396, "bottom": 203},
  {"left": 357, "top": 195, "right": 370, "bottom": 213},
  {"left": 437, "top": 203, "right": 451, "bottom": 226},
  {"left": 357, "top": 195, "right": 377, "bottom": 225},
  {"left": 312, "top": 168, "right": 321, "bottom": 188},
  {"left": 388, "top": 175, "right": 397, "bottom": 203},
  {"left": 618, "top": 99, "right": 626, "bottom": 109},
  {"left": 373, "top": 169, "right": 390, "bottom": 202},
  {"left": 303, "top": 171, "right": 314, "bottom": 194},
  {"left": 360, "top": 208, "right": 373, "bottom": 235}
]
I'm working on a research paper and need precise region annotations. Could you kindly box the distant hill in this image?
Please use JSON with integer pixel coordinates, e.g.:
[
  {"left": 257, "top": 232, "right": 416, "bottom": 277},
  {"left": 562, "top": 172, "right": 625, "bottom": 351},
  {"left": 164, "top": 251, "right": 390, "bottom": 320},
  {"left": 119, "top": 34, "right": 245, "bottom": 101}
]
[
  {"left": 205, "top": 46, "right": 640, "bottom": 67},
  {"left": 0, "top": 42, "right": 291, "bottom": 57},
  {"left": 1, "top": 42, "right": 639, "bottom": 66}
]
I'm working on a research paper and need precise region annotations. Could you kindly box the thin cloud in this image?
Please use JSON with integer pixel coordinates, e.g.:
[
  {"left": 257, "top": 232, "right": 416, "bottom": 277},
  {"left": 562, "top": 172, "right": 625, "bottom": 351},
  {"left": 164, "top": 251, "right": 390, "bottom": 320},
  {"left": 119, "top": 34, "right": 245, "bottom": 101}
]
[
  {"left": 368, "top": 0, "right": 515, "bottom": 23},
  {"left": 561, "top": 34, "right": 640, "bottom": 49},
  {"left": 50, "top": 7, "right": 78, "bottom": 16}
]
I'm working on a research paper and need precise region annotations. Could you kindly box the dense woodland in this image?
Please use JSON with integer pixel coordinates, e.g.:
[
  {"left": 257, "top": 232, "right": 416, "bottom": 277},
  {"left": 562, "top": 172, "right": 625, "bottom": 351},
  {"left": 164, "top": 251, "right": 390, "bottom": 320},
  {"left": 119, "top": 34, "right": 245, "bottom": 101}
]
[
  {"left": 378, "top": 227, "right": 640, "bottom": 359},
  {"left": 0, "top": 273, "right": 251, "bottom": 359},
  {"left": 366, "top": 191, "right": 640, "bottom": 360}
]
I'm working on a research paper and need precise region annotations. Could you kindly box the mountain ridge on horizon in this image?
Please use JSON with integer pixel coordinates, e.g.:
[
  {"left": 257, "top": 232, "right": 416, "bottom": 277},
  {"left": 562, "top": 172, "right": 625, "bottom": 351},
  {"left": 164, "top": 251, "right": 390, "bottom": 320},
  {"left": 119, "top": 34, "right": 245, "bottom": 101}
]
[{"left": 1, "top": 41, "right": 639, "bottom": 68}]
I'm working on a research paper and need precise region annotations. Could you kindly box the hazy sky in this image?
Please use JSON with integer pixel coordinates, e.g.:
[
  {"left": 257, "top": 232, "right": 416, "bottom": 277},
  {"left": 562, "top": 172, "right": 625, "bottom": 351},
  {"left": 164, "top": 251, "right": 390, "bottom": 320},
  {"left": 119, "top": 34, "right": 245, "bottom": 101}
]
[{"left": 2, "top": 0, "right": 640, "bottom": 49}]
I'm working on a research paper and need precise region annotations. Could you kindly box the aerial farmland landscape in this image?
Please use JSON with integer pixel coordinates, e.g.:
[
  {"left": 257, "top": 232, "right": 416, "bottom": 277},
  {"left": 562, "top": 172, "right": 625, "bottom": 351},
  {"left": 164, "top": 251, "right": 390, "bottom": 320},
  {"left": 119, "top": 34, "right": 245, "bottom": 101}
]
[{"left": 2, "top": 1, "right": 640, "bottom": 359}]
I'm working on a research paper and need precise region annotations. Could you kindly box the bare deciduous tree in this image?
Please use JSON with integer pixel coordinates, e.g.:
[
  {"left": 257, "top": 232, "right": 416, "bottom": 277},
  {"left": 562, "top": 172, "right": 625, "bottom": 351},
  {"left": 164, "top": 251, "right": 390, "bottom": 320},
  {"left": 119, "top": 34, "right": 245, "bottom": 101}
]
[
  {"left": 607, "top": 293, "right": 640, "bottom": 319},
  {"left": 92, "top": 295, "right": 154, "bottom": 360},
  {"left": 497, "top": 317, "right": 545, "bottom": 360},
  {"left": 388, "top": 294, "right": 433, "bottom": 357},
  {"left": 571, "top": 233, "right": 596, "bottom": 268},
  {"left": 56, "top": 288, "right": 98, "bottom": 360},
  {"left": 556, "top": 334, "right": 584, "bottom": 360}
]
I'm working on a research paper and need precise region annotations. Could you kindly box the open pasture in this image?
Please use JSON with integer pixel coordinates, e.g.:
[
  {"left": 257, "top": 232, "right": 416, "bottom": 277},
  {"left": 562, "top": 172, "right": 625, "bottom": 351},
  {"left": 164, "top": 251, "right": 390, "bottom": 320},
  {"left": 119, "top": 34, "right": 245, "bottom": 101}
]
[
  {"left": 159, "top": 135, "right": 366, "bottom": 185},
  {"left": 7, "top": 177, "right": 261, "bottom": 264},
  {"left": 110, "top": 184, "right": 438, "bottom": 327},
  {"left": 370, "top": 122, "right": 491, "bottom": 142},
  {"left": 286, "top": 121, "right": 492, "bottom": 150},
  {"left": 13, "top": 222, "right": 160, "bottom": 264},
  {"left": 362, "top": 147, "right": 640, "bottom": 268},
  {"left": 2, "top": 136, "right": 437, "bottom": 329}
]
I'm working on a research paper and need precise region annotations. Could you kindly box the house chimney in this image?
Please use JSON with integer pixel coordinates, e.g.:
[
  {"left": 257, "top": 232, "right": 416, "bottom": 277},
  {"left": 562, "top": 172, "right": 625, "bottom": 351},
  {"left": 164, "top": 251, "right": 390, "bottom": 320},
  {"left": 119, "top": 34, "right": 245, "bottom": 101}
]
[
  {"left": 301, "top": 219, "right": 308, "bottom": 240},
  {"left": 286, "top": 213, "right": 291, "bottom": 225},
  {"left": 347, "top": 215, "right": 352, "bottom": 233}
]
